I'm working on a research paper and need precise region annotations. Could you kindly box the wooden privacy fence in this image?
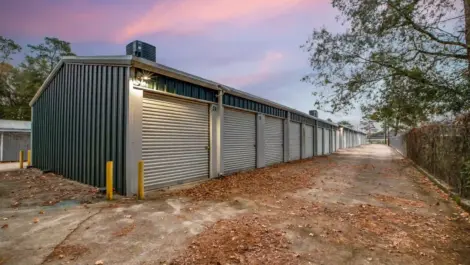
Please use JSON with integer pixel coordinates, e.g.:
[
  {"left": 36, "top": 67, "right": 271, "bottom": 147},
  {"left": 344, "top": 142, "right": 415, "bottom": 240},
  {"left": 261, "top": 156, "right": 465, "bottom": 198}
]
[{"left": 390, "top": 117, "right": 470, "bottom": 199}]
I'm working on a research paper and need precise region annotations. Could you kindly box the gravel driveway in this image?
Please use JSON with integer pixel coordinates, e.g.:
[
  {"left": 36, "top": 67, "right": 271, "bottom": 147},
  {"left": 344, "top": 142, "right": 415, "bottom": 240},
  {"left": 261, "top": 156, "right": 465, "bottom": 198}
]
[{"left": 1, "top": 144, "right": 469, "bottom": 265}]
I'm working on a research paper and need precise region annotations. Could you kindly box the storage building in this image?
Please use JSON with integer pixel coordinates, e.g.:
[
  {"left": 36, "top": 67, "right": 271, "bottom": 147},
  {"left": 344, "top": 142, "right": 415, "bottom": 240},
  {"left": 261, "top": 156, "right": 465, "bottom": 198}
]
[
  {"left": 29, "top": 53, "right": 366, "bottom": 195},
  {"left": 0, "top": 119, "right": 31, "bottom": 162}
]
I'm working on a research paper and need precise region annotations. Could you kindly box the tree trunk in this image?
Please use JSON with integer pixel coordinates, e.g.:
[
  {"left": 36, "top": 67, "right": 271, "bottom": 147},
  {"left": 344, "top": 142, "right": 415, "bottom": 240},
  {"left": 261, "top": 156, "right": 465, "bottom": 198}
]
[
  {"left": 394, "top": 117, "right": 400, "bottom": 136},
  {"left": 464, "top": 0, "right": 470, "bottom": 74}
]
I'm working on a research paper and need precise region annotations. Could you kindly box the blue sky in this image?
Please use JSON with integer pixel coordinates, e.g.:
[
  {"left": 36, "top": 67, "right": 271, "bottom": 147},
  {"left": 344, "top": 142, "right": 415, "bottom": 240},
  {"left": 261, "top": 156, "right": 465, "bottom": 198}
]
[{"left": 1, "top": 0, "right": 363, "bottom": 127}]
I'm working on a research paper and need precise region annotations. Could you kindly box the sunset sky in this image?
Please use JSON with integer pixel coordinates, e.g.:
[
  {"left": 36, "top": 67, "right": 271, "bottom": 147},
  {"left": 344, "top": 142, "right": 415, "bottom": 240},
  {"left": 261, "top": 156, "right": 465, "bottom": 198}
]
[{"left": 1, "top": 0, "right": 362, "bottom": 125}]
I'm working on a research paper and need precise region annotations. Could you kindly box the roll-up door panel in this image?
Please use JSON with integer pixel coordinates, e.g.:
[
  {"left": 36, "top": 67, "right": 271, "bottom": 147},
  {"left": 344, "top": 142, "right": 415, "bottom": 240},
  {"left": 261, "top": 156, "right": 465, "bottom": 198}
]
[
  {"left": 305, "top": 125, "right": 314, "bottom": 158},
  {"left": 324, "top": 130, "right": 330, "bottom": 154},
  {"left": 336, "top": 130, "right": 340, "bottom": 150},
  {"left": 330, "top": 130, "right": 336, "bottom": 153},
  {"left": 265, "top": 116, "right": 284, "bottom": 166},
  {"left": 289, "top": 122, "right": 301, "bottom": 161},
  {"left": 317, "top": 127, "right": 323, "bottom": 155},
  {"left": 142, "top": 92, "right": 209, "bottom": 189},
  {"left": 223, "top": 108, "right": 256, "bottom": 174}
]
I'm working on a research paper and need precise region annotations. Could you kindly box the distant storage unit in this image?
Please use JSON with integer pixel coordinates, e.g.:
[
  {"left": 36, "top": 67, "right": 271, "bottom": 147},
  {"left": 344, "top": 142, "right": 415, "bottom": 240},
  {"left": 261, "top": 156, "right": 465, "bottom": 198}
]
[
  {"left": 0, "top": 119, "right": 31, "bottom": 162},
  {"left": 29, "top": 53, "right": 366, "bottom": 195}
]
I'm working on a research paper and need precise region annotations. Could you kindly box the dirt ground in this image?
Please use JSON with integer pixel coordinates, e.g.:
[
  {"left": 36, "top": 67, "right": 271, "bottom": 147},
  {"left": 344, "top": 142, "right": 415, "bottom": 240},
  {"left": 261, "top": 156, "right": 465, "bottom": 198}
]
[
  {"left": 0, "top": 168, "right": 104, "bottom": 208},
  {"left": 1, "top": 144, "right": 470, "bottom": 265}
]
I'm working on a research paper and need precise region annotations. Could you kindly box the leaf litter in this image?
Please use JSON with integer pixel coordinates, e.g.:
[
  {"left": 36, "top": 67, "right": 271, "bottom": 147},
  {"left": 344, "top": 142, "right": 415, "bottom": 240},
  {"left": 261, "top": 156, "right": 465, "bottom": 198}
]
[{"left": 167, "top": 153, "right": 470, "bottom": 264}]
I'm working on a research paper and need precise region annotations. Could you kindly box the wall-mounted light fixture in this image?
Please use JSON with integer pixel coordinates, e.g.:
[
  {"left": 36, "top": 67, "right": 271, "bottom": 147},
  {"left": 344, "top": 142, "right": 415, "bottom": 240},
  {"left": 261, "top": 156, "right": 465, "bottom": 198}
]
[{"left": 132, "top": 78, "right": 142, "bottom": 86}]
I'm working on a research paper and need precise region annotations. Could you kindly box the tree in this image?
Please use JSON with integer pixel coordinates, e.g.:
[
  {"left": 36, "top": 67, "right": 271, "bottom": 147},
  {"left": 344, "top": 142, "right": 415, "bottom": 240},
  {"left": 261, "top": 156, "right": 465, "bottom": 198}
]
[
  {"left": 0, "top": 37, "right": 22, "bottom": 119},
  {"left": 0, "top": 36, "right": 21, "bottom": 63},
  {"left": 0, "top": 36, "right": 75, "bottom": 120},
  {"left": 23, "top": 37, "right": 75, "bottom": 81},
  {"left": 364, "top": 75, "right": 434, "bottom": 135},
  {"left": 360, "top": 116, "right": 378, "bottom": 136},
  {"left": 327, "top": 118, "right": 333, "bottom": 122},
  {"left": 302, "top": 0, "right": 469, "bottom": 117},
  {"left": 338, "top": 120, "right": 354, "bottom": 128}
]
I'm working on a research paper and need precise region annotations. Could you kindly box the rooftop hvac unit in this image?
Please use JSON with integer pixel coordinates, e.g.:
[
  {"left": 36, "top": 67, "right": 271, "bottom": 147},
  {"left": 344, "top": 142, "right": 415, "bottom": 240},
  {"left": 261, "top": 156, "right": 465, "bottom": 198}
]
[
  {"left": 126, "top": 40, "right": 156, "bottom": 62},
  {"left": 309, "top": 110, "right": 318, "bottom": 118}
]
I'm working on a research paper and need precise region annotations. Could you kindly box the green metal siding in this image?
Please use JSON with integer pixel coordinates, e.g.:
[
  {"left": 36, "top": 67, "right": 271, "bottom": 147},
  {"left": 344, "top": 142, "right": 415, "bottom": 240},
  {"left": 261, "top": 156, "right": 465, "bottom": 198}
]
[
  {"left": 317, "top": 121, "right": 332, "bottom": 129},
  {"left": 291, "top": 113, "right": 316, "bottom": 126},
  {"left": 136, "top": 69, "right": 218, "bottom": 102},
  {"left": 31, "top": 63, "right": 128, "bottom": 194},
  {"left": 223, "top": 94, "right": 287, "bottom": 118}
]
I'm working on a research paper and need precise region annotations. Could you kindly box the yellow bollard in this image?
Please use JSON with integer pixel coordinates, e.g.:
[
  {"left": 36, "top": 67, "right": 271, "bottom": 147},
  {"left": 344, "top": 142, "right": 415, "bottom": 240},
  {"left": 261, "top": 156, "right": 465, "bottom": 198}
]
[
  {"left": 27, "top": 150, "right": 32, "bottom": 167},
  {"left": 19, "top": 150, "right": 24, "bottom": 169},
  {"left": 106, "top": 161, "right": 113, "bottom": 200},
  {"left": 138, "top": 160, "right": 144, "bottom": 200}
]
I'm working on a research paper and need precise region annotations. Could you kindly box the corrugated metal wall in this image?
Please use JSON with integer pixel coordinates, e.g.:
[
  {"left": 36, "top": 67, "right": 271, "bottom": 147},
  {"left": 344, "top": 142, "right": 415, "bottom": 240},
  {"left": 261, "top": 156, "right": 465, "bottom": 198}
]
[
  {"left": 142, "top": 92, "right": 210, "bottom": 189},
  {"left": 289, "top": 122, "right": 301, "bottom": 161},
  {"left": 317, "top": 127, "right": 323, "bottom": 155},
  {"left": 304, "top": 125, "right": 314, "bottom": 158},
  {"left": 1, "top": 132, "right": 30, "bottom": 161},
  {"left": 264, "top": 116, "right": 284, "bottom": 166},
  {"left": 324, "top": 130, "right": 331, "bottom": 154},
  {"left": 31, "top": 63, "right": 128, "bottom": 194},
  {"left": 336, "top": 130, "right": 340, "bottom": 150},
  {"left": 223, "top": 108, "right": 257, "bottom": 173},
  {"left": 332, "top": 130, "right": 336, "bottom": 152}
]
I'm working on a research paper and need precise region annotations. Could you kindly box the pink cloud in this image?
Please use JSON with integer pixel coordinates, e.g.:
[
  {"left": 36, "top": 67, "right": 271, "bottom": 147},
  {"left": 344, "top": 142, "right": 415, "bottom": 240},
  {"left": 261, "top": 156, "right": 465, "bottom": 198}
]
[
  {"left": 120, "top": 0, "right": 311, "bottom": 40},
  {"left": 0, "top": 0, "right": 140, "bottom": 43},
  {"left": 217, "top": 51, "right": 285, "bottom": 87}
]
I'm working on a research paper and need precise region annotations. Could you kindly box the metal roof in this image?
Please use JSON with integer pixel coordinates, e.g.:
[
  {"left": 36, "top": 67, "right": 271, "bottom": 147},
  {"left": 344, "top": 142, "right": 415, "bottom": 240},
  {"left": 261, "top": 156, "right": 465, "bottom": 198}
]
[
  {"left": 0, "top": 119, "right": 31, "bottom": 132},
  {"left": 30, "top": 55, "right": 365, "bottom": 135}
]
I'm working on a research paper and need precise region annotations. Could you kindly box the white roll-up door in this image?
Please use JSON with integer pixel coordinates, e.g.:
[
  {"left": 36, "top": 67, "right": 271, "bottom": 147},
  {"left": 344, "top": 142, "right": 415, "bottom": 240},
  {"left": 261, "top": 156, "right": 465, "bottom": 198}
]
[
  {"left": 289, "top": 122, "right": 301, "bottom": 161},
  {"left": 142, "top": 93, "right": 209, "bottom": 189},
  {"left": 265, "top": 116, "right": 284, "bottom": 166},
  {"left": 317, "top": 127, "right": 323, "bottom": 155},
  {"left": 324, "top": 129, "right": 330, "bottom": 154},
  {"left": 304, "top": 125, "right": 314, "bottom": 158},
  {"left": 223, "top": 108, "right": 256, "bottom": 174},
  {"left": 332, "top": 131, "right": 336, "bottom": 152},
  {"left": 336, "top": 130, "right": 340, "bottom": 150}
]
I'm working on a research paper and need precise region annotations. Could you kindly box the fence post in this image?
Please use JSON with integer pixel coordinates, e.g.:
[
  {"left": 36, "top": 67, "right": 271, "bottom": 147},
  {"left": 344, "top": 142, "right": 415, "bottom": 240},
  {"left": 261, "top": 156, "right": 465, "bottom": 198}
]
[
  {"left": 19, "top": 150, "right": 24, "bottom": 169},
  {"left": 106, "top": 161, "right": 113, "bottom": 200},
  {"left": 138, "top": 160, "right": 144, "bottom": 200}
]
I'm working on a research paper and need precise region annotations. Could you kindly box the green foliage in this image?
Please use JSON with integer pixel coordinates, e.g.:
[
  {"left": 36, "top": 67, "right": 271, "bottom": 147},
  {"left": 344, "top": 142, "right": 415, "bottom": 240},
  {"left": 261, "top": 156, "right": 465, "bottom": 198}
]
[
  {"left": 459, "top": 160, "right": 470, "bottom": 197},
  {"left": 24, "top": 37, "right": 75, "bottom": 80},
  {"left": 338, "top": 120, "right": 354, "bottom": 128},
  {"left": 0, "top": 36, "right": 21, "bottom": 62},
  {"left": 362, "top": 75, "right": 434, "bottom": 134},
  {"left": 360, "top": 115, "right": 378, "bottom": 135},
  {"left": 0, "top": 36, "right": 75, "bottom": 120},
  {"left": 453, "top": 194, "right": 461, "bottom": 205},
  {"left": 302, "top": 0, "right": 469, "bottom": 122}
]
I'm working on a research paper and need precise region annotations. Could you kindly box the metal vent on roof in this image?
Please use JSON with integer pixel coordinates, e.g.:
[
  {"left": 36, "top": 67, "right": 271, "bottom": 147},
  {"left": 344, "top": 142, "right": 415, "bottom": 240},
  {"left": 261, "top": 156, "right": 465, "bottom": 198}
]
[
  {"left": 309, "top": 110, "right": 318, "bottom": 118},
  {"left": 126, "top": 40, "right": 156, "bottom": 62}
]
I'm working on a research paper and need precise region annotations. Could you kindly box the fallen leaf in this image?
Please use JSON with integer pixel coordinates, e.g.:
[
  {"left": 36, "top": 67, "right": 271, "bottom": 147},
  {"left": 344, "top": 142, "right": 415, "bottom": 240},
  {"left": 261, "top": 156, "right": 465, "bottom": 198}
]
[
  {"left": 59, "top": 254, "right": 65, "bottom": 259},
  {"left": 1, "top": 224, "right": 8, "bottom": 229},
  {"left": 39, "top": 210, "right": 45, "bottom": 215},
  {"left": 95, "top": 260, "right": 104, "bottom": 265},
  {"left": 33, "top": 218, "right": 39, "bottom": 223}
]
